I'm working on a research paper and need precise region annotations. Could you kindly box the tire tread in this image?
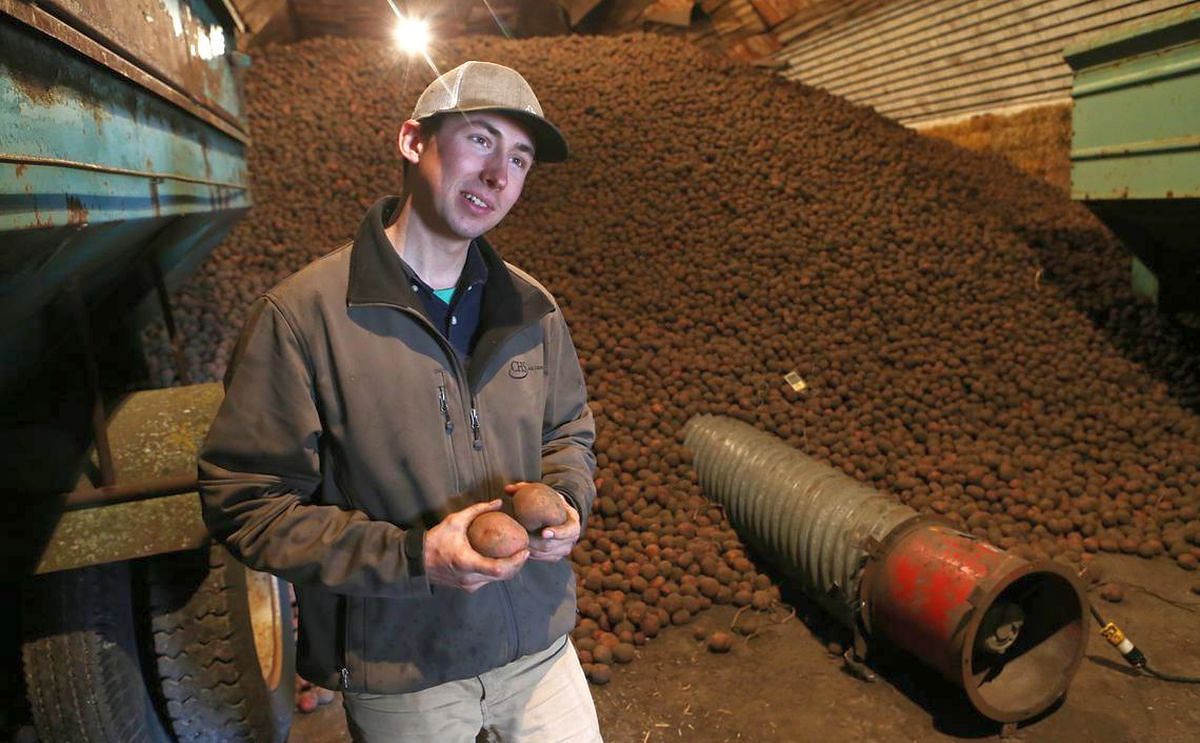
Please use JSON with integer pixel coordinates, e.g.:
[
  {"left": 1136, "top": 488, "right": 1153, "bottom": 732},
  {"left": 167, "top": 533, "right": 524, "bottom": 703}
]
[
  {"left": 21, "top": 564, "right": 170, "bottom": 743},
  {"left": 145, "top": 544, "right": 292, "bottom": 743}
]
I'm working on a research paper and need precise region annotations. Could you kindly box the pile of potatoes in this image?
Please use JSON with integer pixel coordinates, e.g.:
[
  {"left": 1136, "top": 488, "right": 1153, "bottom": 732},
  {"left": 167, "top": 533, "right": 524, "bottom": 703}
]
[{"left": 149, "top": 33, "right": 1200, "bottom": 684}]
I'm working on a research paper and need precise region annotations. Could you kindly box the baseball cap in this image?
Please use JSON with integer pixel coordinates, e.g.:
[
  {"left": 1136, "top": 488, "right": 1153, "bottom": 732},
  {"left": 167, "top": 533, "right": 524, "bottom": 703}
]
[{"left": 410, "top": 61, "right": 569, "bottom": 163}]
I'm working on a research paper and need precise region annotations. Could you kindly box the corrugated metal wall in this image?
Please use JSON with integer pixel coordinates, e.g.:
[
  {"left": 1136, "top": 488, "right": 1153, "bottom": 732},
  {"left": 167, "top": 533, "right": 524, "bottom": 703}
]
[{"left": 774, "top": 0, "right": 1200, "bottom": 126}]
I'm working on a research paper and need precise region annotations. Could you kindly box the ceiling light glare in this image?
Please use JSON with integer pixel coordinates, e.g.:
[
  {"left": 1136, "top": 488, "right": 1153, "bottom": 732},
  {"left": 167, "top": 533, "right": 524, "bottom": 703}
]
[{"left": 393, "top": 16, "right": 430, "bottom": 55}]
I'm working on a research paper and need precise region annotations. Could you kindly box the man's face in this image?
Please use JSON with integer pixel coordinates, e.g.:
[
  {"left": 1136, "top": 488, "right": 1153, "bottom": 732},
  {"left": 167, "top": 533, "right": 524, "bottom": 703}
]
[{"left": 410, "top": 111, "right": 535, "bottom": 240}]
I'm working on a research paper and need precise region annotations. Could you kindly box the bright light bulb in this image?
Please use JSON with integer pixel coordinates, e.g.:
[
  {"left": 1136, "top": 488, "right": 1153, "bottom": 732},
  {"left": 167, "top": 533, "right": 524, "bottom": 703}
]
[{"left": 393, "top": 16, "right": 430, "bottom": 55}]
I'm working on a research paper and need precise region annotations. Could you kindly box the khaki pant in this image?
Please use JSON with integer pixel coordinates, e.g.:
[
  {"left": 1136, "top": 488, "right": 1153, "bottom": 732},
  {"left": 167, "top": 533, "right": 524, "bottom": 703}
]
[{"left": 342, "top": 635, "right": 602, "bottom": 743}]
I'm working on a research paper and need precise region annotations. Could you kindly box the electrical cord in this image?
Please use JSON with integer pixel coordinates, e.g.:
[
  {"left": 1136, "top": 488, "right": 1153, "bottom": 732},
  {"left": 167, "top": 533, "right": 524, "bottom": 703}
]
[
  {"left": 1142, "top": 664, "right": 1200, "bottom": 684},
  {"left": 1089, "top": 602, "right": 1200, "bottom": 684}
]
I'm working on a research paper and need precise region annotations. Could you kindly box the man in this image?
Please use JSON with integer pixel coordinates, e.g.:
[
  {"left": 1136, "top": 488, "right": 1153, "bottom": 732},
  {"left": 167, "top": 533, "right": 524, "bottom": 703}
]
[{"left": 199, "top": 61, "right": 601, "bottom": 742}]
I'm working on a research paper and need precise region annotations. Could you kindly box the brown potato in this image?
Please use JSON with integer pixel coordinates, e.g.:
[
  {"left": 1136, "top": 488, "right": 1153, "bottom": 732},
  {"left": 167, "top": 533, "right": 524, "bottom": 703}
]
[
  {"left": 1100, "top": 582, "right": 1124, "bottom": 603},
  {"left": 467, "top": 511, "right": 529, "bottom": 558},
  {"left": 512, "top": 483, "right": 568, "bottom": 532},
  {"left": 612, "top": 643, "right": 635, "bottom": 663},
  {"left": 587, "top": 664, "right": 612, "bottom": 685},
  {"left": 707, "top": 632, "right": 734, "bottom": 653},
  {"left": 592, "top": 644, "right": 613, "bottom": 665}
]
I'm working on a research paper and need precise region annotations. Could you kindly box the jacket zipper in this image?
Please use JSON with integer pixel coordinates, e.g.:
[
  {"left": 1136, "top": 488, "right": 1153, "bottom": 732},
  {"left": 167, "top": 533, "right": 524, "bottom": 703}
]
[
  {"left": 469, "top": 407, "right": 482, "bottom": 450},
  {"left": 438, "top": 384, "right": 454, "bottom": 433},
  {"left": 438, "top": 377, "right": 462, "bottom": 495},
  {"left": 337, "top": 595, "right": 351, "bottom": 689}
]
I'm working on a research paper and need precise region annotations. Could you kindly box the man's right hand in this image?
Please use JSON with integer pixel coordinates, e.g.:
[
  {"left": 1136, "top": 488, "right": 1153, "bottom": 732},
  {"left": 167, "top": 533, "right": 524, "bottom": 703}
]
[{"left": 423, "top": 499, "right": 528, "bottom": 592}]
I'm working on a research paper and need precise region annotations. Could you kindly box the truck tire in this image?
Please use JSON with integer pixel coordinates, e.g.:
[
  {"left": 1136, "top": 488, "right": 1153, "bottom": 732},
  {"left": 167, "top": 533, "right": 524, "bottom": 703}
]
[
  {"left": 144, "top": 543, "right": 294, "bottom": 743},
  {"left": 21, "top": 562, "right": 171, "bottom": 743}
]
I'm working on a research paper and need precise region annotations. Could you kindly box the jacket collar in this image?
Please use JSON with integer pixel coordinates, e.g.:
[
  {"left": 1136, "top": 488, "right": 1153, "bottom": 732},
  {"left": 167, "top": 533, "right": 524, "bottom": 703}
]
[
  {"left": 347, "top": 195, "right": 555, "bottom": 385},
  {"left": 346, "top": 195, "right": 425, "bottom": 311}
]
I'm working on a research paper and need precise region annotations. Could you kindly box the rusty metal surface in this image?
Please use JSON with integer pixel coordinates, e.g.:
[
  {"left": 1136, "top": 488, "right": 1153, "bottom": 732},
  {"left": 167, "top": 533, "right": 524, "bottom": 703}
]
[
  {"left": 64, "top": 473, "right": 198, "bottom": 510},
  {"left": 0, "top": 0, "right": 248, "bottom": 144},
  {"left": 32, "top": 0, "right": 244, "bottom": 125},
  {"left": 683, "top": 414, "right": 916, "bottom": 627},
  {"left": 866, "top": 522, "right": 1031, "bottom": 681},
  {"left": 0, "top": 152, "right": 249, "bottom": 189},
  {"left": 865, "top": 525, "right": 1087, "bottom": 722},
  {"left": 1, "top": 11, "right": 250, "bottom": 231},
  {"left": 33, "top": 491, "right": 209, "bottom": 574}
]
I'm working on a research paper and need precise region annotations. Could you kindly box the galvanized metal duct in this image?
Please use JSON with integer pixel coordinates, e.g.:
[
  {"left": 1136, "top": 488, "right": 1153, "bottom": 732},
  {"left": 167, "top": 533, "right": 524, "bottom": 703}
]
[
  {"left": 684, "top": 414, "right": 1090, "bottom": 725},
  {"left": 683, "top": 414, "right": 915, "bottom": 628}
]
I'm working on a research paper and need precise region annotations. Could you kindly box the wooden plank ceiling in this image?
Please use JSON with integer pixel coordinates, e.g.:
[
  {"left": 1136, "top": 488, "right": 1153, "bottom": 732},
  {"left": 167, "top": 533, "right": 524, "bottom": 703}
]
[{"left": 228, "top": 0, "right": 852, "bottom": 64}]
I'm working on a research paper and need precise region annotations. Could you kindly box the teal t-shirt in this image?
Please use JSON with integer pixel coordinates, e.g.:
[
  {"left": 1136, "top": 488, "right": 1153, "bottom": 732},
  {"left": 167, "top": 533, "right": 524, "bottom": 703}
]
[{"left": 432, "top": 287, "right": 455, "bottom": 305}]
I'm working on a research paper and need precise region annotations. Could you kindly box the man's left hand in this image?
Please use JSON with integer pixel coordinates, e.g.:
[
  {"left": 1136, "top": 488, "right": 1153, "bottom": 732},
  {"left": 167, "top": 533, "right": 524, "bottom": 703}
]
[{"left": 502, "top": 482, "right": 581, "bottom": 562}]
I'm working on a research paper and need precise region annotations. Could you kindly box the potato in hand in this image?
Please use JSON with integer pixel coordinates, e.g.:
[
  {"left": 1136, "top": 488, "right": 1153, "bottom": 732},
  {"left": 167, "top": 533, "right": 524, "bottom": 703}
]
[
  {"left": 467, "top": 511, "right": 530, "bottom": 558},
  {"left": 512, "top": 483, "right": 569, "bottom": 532}
]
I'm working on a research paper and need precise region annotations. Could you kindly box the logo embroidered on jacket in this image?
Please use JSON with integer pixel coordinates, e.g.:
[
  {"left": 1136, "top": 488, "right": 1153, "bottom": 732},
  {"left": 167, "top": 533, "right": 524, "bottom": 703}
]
[{"left": 509, "top": 360, "right": 545, "bottom": 379}]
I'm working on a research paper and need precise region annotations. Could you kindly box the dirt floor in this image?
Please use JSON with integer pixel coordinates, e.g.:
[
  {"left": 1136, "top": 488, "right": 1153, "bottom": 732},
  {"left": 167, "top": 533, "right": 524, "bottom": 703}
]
[{"left": 291, "top": 553, "right": 1200, "bottom": 743}]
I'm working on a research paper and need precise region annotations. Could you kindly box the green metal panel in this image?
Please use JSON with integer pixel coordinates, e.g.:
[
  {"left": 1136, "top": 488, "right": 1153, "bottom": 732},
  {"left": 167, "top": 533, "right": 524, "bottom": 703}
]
[
  {"left": 1065, "top": 6, "right": 1200, "bottom": 200},
  {"left": 0, "top": 15, "right": 249, "bottom": 232},
  {"left": 1065, "top": 6, "right": 1200, "bottom": 314},
  {"left": 1131, "top": 255, "right": 1160, "bottom": 303},
  {"left": 0, "top": 3, "right": 250, "bottom": 372},
  {"left": 0, "top": 2, "right": 250, "bottom": 537}
]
